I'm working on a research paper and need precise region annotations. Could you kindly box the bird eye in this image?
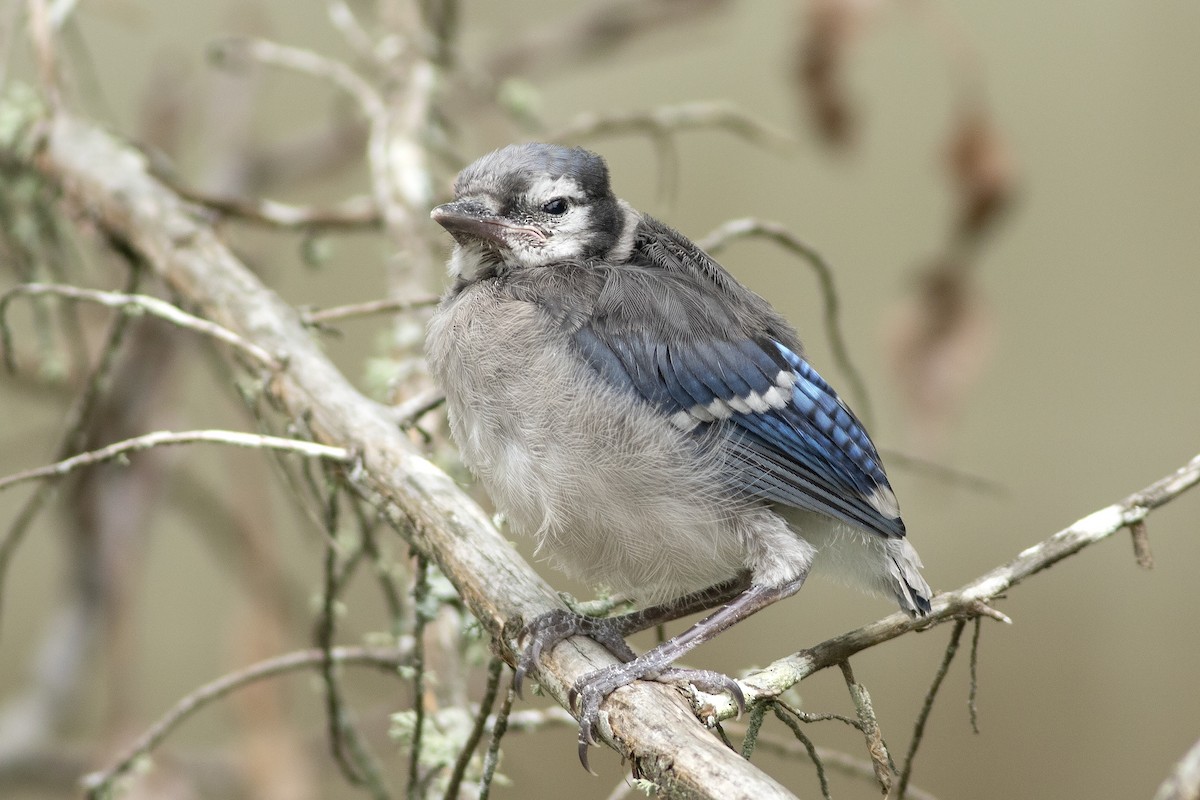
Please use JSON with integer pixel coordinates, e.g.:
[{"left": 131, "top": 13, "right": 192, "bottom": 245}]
[{"left": 542, "top": 198, "right": 569, "bottom": 216}]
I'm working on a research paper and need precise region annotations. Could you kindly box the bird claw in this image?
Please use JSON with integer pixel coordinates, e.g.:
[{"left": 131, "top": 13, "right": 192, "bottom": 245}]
[
  {"left": 514, "top": 608, "right": 637, "bottom": 698},
  {"left": 517, "top": 609, "right": 746, "bottom": 771},
  {"left": 569, "top": 666, "right": 625, "bottom": 772},
  {"left": 655, "top": 667, "right": 746, "bottom": 718},
  {"left": 514, "top": 609, "right": 579, "bottom": 698},
  {"left": 567, "top": 663, "right": 745, "bottom": 770}
]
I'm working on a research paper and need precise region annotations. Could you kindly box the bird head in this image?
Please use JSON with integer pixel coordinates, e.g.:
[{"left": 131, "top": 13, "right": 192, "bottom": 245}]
[{"left": 431, "top": 143, "right": 630, "bottom": 278}]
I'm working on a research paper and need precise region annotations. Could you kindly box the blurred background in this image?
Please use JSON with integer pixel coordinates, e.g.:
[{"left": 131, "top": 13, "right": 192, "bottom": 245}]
[{"left": 1, "top": 1, "right": 1198, "bottom": 798}]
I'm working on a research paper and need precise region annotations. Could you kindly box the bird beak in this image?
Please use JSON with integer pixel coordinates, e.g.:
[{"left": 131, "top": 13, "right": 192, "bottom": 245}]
[{"left": 431, "top": 200, "right": 546, "bottom": 248}]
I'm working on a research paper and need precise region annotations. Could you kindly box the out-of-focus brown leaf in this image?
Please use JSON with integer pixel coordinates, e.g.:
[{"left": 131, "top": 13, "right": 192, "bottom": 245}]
[
  {"left": 795, "top": 0, "right": 877, "bottom": 148},
  {"left": 886, "top": 260, "right": 994, "bottom": 455},
  {"left": 946, "top": 106, "right": 1017, "bottom": 239}
]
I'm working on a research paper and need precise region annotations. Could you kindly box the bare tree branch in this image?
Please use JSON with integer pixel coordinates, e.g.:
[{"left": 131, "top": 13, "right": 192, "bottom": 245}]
[
  {"left": 550, "top": 101, "right": 795, "bottom": 153},
  {"left": 0, "top": 429, "right": 349, "bottom": 493},
  {"left": 81, "top": 645, "right": 411, "bottom": 796},
  {"left": 166, "top": 182, "right": 382, "bottom": 231},
  {"left": 0, "top": 283, "right": 281, "bottom": 369},
  {"left": 695, "top": 452, "right": 1200, "bottom": 721},
  {"left": 302, "top": 296, "right": 440, "bottom": 325},
  {"left": 210, "top": 36, "right": 384, "bottom": 119}
]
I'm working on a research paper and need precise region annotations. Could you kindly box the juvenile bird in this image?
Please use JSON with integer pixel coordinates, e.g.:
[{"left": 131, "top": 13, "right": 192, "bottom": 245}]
[{"left": 426, "top": 143, "right": 931, "bottom": 767}]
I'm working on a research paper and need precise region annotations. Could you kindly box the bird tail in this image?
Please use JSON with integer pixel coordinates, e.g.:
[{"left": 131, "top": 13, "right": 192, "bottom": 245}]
[{"left": 886, "top": 538, "right": 932, "bottom": 616}]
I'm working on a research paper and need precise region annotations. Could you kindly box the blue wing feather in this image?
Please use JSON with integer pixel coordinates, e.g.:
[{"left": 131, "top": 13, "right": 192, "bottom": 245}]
[{"left": 574, "top": 327, "right": 905, "bottom": 539}]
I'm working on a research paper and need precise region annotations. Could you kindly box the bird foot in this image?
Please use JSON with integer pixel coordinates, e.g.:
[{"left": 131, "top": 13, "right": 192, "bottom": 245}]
[
  {"left": 513, "top": 608, "right": 638, "bottom": 697},
  {"left": 567, "top": 662, "right": 745, "bottom": 771},
  {"left": 655, "top": 667, "right": 745, "bottom": 717}
]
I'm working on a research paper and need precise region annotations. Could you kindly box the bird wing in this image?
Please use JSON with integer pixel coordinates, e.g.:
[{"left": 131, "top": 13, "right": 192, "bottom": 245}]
[{"left": 572, "top": 270, "right": 905, "bottom": 541}]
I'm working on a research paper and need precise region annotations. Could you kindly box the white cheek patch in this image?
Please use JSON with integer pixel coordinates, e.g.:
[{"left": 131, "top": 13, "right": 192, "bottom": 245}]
[
  {"left": 545, "top": 205, "right": 592, "bottom": 248},
  {"left": 509, "top": 206, "right": 594, "bottom": 268}
]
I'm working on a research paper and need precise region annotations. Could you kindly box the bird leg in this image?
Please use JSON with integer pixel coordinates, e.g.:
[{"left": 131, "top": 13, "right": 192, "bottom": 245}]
[
  {"left": 514, "top": 573, "right": 750, "bottom": 696},
  {"left": 568, "top": 574, "right": 808, "bottom": 771}
]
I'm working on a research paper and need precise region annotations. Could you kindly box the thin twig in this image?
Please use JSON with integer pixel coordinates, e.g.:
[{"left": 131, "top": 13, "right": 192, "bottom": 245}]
[
  {"left": 1130, "top": 518, "right": 1154, "bottom": 569},
  {"left": 317, "top": 470, "right": 389, "bottom": 796},
  {"left": 0, "top": 268, "right": 141, "bottom": 643},
  {"left": 391, "top": 388, "right": 447, "bottom": 430},
  {"left": 968, "top": 616, "right": 982, "bottom": 734},
  {"left": 408, "top": 554, "right": 431, "bottom": 799},
  {"left": 0, "top": 430, "right": 349, "bottom": 493},
  {"left": 771, "top": 703, "right": 832, "bottom": 800},
  {"left": 172, "top": 182, "right": 382, "bottom": 230},
  {"left": 210, "top": 36, "right": 384, "bottom": 118},
  {"left": 713, "top": 721, "right": 736, "bottom": 752},
  {"left": 492, "top": 706, "right": 576, "bottom": 734},
  {"left": 839, "top": 661, "right": 892, "bottom": 794},
  {"left": 326, "top": 0, "right": 377, "bottom": 59},
  {"left": 740, "top": 702, "right": 768, "bottom": 759},
  {"left": 774, "top": 699, "right": 865, "bottom": 732},
  {"left": 550, "top": 101, "right": 795, "bottom": 154},
  {"left": 303, "top": 296, "right": 440, "bottom": 325},
  {"left": 698, "top": 217, "right": 874, "bottom": 424},
  {"left": 747, "top": 721, "right": 943, "bottom": 800},
  {"left": 602, "top": 776, "right": 637, "bottom": 800},
  {"left": 443, "top": 657, "right": 505, "bottom": 800},
  {"left": 80, "top": 645, "right": 411, "bottom": 797},
  {"left": 316, "top": 484, "right": 391, "bottom": 798},
  {"left": 478, "top": 679, "right": 515, "bottom": 800},
  {"left": 0, "top": 283, "right": 280, "bottom": 370},
  {"left": 897, "top": 620, "right": 967, "bottom": 799}
]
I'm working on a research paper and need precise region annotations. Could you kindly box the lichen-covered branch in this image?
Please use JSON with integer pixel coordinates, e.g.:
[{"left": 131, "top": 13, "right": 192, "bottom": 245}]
[{"left": 696, "top": 452, "right": 1200, "bottom": 720}]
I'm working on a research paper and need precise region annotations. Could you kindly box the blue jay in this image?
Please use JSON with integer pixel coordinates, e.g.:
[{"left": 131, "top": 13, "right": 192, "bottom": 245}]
[{"left": 426, "top": 143, "right": 931, "bottom": 767}]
